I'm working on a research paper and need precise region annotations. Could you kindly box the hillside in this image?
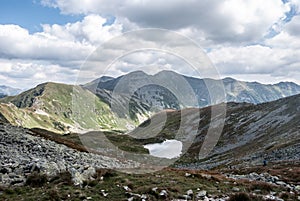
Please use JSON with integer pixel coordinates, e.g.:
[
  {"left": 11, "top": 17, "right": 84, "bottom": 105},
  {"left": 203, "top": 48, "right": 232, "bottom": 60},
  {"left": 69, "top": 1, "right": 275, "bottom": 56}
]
[
  {"left": 0, "top": 82, "right": 142, "bottom": 133},
  {"left": 32, "top": 93, "right": 299, "bottom": 170},
  {"left": 125, "top": 94, "right": 300, "bottom": 169},
  {"left": 85, "top": 70, "right": 300, "bottom": 108}
]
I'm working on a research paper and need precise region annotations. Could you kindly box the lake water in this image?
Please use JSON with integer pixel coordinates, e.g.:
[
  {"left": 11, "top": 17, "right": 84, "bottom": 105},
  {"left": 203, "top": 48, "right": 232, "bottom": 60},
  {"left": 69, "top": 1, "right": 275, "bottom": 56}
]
[{"left": 143, "top": 140, "right": 182, "bottom": 159}]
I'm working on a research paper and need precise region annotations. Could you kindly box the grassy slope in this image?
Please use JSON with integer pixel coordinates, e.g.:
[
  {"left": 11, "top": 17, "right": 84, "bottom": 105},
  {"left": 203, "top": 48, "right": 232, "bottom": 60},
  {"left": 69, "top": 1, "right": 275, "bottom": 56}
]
[
  {"left": 0, "top": 82, "right": 133, "bottom": 134},
  {"left": 1, "top": 167, "right": 298, "bottom": 201}
]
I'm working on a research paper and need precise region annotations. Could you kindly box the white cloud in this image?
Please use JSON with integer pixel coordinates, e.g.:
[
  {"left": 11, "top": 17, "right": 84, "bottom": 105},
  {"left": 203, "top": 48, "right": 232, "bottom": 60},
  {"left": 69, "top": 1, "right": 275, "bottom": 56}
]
[
  {"left": 0, "top": 59, "right": 79, "bottom": 89},
  {"left": 42, "top": 14, "right": 123, "bottom": 44},
  {"left": 208, "top": 44, "right": 300, "bottom": 84},
  {"left": 0, "top": 15, "right": 124, "bottom": 63},
  {"left": 0, "top": 24, "right": 93, "bottom": 62},
  {"left": 41, "top": 0, "right": 289, "bottom": 44}
]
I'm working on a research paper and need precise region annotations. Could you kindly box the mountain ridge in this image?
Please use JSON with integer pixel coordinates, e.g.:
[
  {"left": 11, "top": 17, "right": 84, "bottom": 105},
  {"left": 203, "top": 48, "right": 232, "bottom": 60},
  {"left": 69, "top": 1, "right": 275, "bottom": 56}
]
[
  {"left": 0, "top": 82, "right": 145, "bottom": 134},
  {"left": 85, "top": 71, "right": 300, "bottom": 107}
]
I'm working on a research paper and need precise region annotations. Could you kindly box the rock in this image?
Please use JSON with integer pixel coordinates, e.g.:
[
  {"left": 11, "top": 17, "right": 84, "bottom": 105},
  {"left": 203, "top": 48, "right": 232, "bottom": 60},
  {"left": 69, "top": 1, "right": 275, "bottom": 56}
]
[
  {"left": 159, "top": 190, "right": 168, "bottom": 198},
  {"left": 123, "top": 186, "right": 132, "bottom": 192},
  {"left": 196, "top": 190, "right": 207, "bottom": 198},
  {"left": 232, "top": 187, "right": 240, "bottom": 192},
  {"left": 271, "top": 176, "right": 279, "bottom": 182},
  {"left": 81, "top": 167, "right": 96, "bottom": 181},
  {"left": 249, "top": 172, "right": 259, "bottom": 180},
  {"left": 295, "top": 185, "right": 300, "bottom": 191},
  {"left": 200, "top": 173, "right": 212, "bottom": 179},
  {"left": 101, "top": 190, "right": 108, "bottom": 197},
  {"left": 41, "top": 161, "right": 60, "bottom": 177},
  {"left": 185, "top": 173, "right": 192, "bottom": 177},
  {"left": 186, "top": 189, "right": 193, "bottom": 196},
  {"left": 152, "top": 187, "right": 158, "bottom": 193},
  {"left": 264, "top": 195, "right": 284, "bottom": 201},
  {"left": 276, "top": 181, "right": 286, "bottom": 186},
  {"left": 128, "top": 197, "right": 134, "bottom": 201},
  {"left": 72, "top": 171, "right": 84, "bottom": 186}
]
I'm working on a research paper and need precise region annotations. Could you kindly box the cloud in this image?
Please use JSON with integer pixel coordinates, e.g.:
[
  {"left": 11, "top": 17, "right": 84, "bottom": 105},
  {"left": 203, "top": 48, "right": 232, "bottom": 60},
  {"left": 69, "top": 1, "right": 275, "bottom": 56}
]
[
  {"left": 41, "top": 0, "right": 289, "bottom": 44},
  {"left": 285, "top": 15, "right": 300, "bottom": 36},
  {"left": 208, "top": 44, "right": 300, "bottom": 84},
  {"left": 0, "top": 15, "right": 125, "bottom": 63},
  {"left": 0, "top": 24, "right": 92, "bottom": 62},
  {"left": 42, "top": 14, "right": 123, "bottom": 44},
  {"left": 0, "top": 59, "right": 79, "bottom": 89}
]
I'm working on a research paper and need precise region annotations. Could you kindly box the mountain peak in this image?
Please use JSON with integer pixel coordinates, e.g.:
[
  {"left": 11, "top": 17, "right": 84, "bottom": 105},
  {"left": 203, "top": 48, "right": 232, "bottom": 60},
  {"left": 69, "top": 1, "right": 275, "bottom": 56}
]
[
  {"left": 126, "top": 70, "right": 148, "bottom": 77},
  {"left": 222, "top": 77, "right": 236, "bottom": 82}
]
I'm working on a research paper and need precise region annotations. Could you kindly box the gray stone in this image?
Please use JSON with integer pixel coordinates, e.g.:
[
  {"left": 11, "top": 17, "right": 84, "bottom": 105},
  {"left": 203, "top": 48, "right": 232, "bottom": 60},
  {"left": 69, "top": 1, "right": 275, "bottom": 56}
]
[
  {"left": 276, "top": 181, "right": 286, "bottom": 186},
  {"left": 81, "top": 167, "right": 96, "bottom": 181},
  {"left": 232, "top": 187, "right": 240, "bottom": 192},
  {"left": 196, "top": 190, "right": 207, "bottom": 198},
  {"left": 186, "top": 189, "right": 193, "bottom": 196},
  {"left": 159, "top": 190, "right": 168, "bottom": 197}
]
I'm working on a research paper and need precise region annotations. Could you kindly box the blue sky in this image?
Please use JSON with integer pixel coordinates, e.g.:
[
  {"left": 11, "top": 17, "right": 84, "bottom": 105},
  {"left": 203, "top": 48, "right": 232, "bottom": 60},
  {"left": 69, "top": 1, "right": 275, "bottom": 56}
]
[
  {"left": 0, "top": 0, "right": 82, "bottom": 33},
  {"left": 0, "top": 0, "right": 299, "bottom": 89}
]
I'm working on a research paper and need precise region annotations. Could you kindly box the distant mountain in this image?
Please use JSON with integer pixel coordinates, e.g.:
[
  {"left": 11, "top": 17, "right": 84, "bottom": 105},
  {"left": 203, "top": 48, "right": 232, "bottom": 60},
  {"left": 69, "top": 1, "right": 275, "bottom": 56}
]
[
  {"left": 85, "top": 71, "right": 300, "bottom": 108},
  {"left": 0, "top": 82, "right": 148, "bottom": 134},
  {"left": 0, "top": 85, "right": 21, "bottom": 98}
]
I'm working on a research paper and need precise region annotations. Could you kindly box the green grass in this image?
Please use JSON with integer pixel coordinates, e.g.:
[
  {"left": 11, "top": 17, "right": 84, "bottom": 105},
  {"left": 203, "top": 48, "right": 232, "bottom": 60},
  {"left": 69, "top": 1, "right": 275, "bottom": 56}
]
[
  {"left": 1, "top": 167, "right": 296, "bottom": 201},
  {"left": 0, "top": 82, "right": 142, "bottom": 134}
]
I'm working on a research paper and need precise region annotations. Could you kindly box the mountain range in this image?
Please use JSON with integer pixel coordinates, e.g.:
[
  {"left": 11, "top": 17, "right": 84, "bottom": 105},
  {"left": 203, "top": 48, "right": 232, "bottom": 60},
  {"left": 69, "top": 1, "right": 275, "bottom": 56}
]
[
  {"left": 86, "top": 70, "right": 300, "bottom": 107},
  {"left": 0, "top": 70, "right": 299, "bottom": 134},
  {"left": 0, "top": 85, "right": 21, "bottom": 98}
]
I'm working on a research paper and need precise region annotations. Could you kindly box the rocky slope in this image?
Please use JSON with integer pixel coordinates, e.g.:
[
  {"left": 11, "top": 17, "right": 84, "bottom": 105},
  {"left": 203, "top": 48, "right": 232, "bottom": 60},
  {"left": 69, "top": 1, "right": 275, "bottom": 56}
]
[
  {"left": 85, "top": 70, "right": 300, "bottom": 108},
  {"left": 0, "top": 122, "right": 138, "bottom": 187},
  {"left": 125, "top": 94, "right": 300, "bottom": 169}
]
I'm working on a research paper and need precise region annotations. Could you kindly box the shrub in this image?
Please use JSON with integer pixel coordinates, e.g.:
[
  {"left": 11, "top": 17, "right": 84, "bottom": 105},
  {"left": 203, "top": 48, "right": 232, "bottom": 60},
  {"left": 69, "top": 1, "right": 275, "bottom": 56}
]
[
  {"left": 25, "top": 172, "right": 48, "bottom": 187},
  {"left": 228, "top": 193, "right": 251, "bottom": 201},
  {"left": 95, "top": 168, "right": 115, "bottom": 180},
  {"left": 49, "top": 171, "right": 73, "bottom": 185},
  {"left": 249, "top": 181, "right": 274, "bottom": 192}
]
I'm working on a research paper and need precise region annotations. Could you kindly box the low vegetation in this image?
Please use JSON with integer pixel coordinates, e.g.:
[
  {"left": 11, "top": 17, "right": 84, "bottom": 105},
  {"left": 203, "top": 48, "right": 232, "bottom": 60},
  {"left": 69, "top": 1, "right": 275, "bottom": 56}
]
[{"left": 1, "top": 167, "right": 299, "bottom": 201}]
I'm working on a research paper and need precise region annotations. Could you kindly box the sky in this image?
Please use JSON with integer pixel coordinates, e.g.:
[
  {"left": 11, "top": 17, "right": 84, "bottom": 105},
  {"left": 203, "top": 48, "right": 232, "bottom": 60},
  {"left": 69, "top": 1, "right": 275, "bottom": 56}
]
[{"left": 0, "top": 0, "right": 300, "bottom": 89}]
